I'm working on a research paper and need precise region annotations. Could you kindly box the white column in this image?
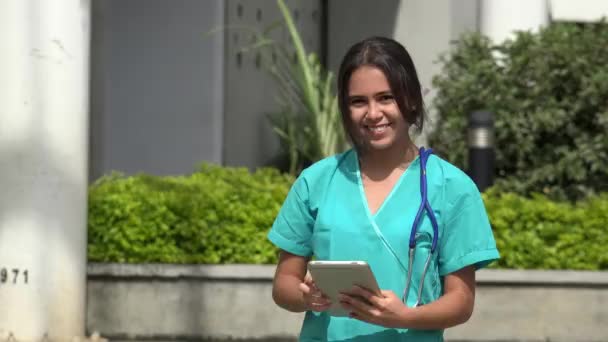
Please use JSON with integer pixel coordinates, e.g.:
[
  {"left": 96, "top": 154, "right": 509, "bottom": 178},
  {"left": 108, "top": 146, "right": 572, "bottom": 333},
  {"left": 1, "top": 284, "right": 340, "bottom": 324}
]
[
  {"left": 0, "top": 0, "right": 90, "bottom": 340},
  {"left": 480, "top": 0, "right": 549, "bottom": 44},
  {"left": 551, "top": 0, "right": 608, "bottom": 22}
]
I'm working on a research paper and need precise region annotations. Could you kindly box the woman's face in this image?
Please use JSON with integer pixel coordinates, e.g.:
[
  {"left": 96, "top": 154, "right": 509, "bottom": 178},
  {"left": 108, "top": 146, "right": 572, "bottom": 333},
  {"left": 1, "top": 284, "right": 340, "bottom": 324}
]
[{"left": 347, "top": 65, "right": 410, "bottom": 152}]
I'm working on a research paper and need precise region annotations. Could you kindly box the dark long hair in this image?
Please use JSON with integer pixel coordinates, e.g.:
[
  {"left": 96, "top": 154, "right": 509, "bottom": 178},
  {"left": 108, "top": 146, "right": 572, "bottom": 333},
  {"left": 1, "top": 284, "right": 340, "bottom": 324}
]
[{"left": 337, "top": 37, "right": 425, "bottom": 145}]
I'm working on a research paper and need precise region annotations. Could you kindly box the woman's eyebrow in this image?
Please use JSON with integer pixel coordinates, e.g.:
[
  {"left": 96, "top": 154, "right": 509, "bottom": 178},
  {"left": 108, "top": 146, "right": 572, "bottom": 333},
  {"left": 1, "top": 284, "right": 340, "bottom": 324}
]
[
  {"left": 348, "top": 90, "right": 392, "bottom": 98},
  {"left": 348, "top": 95, "right": 366, "bottom": 100}
]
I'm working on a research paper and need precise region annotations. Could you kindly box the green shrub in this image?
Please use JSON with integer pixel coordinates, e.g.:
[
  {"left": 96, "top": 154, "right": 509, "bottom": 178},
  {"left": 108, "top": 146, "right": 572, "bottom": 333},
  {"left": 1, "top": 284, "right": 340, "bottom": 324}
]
[
  {"left": 484, "top": 189, "right": 608, "bottom": 270},
  {"left": 88, "top": 165, "right": 608, "bottom": 270},
  {"left": 429, "top": 21, "right": 608, "bottom": 201},
  {"left": 87, "top": 164, "right": 293, "bottom": 264}
]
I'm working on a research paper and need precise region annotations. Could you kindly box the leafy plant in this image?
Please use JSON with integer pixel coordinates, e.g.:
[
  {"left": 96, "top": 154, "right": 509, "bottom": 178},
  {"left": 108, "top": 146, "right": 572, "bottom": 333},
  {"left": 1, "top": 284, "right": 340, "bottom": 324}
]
[
  {"left": 429, "top": 21, "right": 608, "bottom": 200},
  {"left": 87, "top": 165, "right": 293, "bottom": 264},
  {"left": 89, "top": 166, "right": 608, "bottom": 270},
  {"left": 483, "top": 189, "right": 608, "bottom": 270},
  {"left": 233, "top": 0, "right": 348, "bottom": 174}
]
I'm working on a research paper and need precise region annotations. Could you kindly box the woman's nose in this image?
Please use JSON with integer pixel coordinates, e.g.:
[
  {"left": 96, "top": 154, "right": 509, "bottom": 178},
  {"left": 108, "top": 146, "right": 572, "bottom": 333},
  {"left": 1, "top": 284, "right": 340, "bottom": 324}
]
[{"left": 366, "top": 101, "right": 383, "bottom": 120}]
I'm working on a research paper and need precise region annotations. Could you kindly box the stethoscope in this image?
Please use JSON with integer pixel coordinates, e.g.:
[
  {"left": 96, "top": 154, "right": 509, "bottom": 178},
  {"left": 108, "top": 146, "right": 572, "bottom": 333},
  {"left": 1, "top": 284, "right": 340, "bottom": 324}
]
[{"left": 401, "top": 147, "right": 440, "bottom": 307}]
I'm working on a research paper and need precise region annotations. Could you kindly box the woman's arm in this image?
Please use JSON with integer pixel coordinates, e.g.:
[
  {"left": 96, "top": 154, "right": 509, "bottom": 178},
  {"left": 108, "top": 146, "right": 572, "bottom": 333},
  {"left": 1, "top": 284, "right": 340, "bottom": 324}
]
[
  {"left": 272, "top": 251, "right": 308, "bottom": 312},
  {"left": 340, "top": 265, "right": 476, "bottom": 329},
  {"left": 272, "top": 251, "right": 331, "bottom": 313},
  {"left": 397, "top": 265, "right": 476, "bottom": 329}
]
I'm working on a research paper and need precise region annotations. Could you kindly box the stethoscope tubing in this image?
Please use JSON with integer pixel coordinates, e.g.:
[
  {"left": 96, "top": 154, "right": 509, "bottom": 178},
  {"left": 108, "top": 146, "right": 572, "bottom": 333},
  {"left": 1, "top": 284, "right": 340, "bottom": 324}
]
[{"left": 402, "top": 147, "right": 440, "bottom": 307}]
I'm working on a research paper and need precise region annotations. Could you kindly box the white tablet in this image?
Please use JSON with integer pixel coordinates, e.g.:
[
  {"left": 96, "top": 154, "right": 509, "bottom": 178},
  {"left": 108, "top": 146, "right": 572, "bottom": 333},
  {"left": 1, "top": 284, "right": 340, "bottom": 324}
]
[{"left": 307, "top": 261, "right": 381, "bottom": 317}]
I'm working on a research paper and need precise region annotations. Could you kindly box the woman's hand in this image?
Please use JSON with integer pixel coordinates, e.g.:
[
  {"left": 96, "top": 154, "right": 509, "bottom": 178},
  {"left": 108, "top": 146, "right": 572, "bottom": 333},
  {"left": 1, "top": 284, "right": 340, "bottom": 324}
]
[
  {"left": 299, "top": 274, "right": 332, "bottom": 312},
  {"left": 339, "top": 286, "right": 409, "bottom": 328},
  {"left": 339, "top": 266, "right": 476, "bottom": 329}
]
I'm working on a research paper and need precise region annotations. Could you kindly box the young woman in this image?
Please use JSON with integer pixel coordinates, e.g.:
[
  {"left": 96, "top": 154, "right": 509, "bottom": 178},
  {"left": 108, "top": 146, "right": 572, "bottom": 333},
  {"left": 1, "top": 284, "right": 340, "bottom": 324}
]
[{"left": 268, "top": 36, "right": 499, "bottom": 341}]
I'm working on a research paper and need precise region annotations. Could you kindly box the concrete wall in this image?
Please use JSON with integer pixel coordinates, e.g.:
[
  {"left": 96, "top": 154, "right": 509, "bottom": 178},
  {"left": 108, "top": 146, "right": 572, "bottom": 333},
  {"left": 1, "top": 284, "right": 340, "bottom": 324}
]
[
  {"left": 87, "top": 264, "right": 302, "bottom": 341},
  {"left": 87, "top": 264, "right": 608, "bottom": 342}
]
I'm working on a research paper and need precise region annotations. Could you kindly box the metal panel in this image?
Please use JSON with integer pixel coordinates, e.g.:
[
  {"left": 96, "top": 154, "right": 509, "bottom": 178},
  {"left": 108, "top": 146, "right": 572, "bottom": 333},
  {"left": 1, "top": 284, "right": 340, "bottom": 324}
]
[
  {"left": 326, "top": 0, "right": 399, "bottom": 76},
  {"left": 89, "top": 0, "right": 225, "bottom": 178},
  {"left": 223, "top": 0, "right": 322, "bottom": 168}
]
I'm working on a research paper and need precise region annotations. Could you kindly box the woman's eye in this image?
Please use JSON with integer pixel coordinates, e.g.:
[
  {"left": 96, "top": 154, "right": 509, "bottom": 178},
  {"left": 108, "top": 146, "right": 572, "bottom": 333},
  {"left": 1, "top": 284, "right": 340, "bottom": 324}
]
[
  {"left": 379, "top": 95, "right": 394, "bottom": 102},
  {"left": 350, "top": 99, "right": 365, "bottom": 106}
]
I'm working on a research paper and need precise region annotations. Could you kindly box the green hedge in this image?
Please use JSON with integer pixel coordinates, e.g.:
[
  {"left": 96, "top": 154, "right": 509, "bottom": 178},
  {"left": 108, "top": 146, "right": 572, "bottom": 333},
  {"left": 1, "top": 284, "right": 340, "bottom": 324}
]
[
  {"left": 429, "top": 21, "right": 608, "bottom": 201},
  {"left": 88, "top": 166, "right": 608, "bottom": 270},
  {"left": 483, "top": 190, "right": 608, "bottom": 270},
  {"left": 87, "top": 164, "right": 293, "bottom": 264}
]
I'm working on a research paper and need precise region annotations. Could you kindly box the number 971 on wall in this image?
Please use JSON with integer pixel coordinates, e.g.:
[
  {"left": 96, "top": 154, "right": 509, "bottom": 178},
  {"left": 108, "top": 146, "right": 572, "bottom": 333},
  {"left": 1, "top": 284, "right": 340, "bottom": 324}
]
[{"left": 0, "top": 268, "right": 29, "bottom": 285}]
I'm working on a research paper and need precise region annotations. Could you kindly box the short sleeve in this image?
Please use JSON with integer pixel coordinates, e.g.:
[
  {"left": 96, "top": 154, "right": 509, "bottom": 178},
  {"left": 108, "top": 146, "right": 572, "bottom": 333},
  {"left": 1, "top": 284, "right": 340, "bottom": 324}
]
[
  {"left": 267, "top": 174, "right": 315, "bottom": 257},
  {"left": 438, "top": 177, "right": 500, "bottom": 276}
]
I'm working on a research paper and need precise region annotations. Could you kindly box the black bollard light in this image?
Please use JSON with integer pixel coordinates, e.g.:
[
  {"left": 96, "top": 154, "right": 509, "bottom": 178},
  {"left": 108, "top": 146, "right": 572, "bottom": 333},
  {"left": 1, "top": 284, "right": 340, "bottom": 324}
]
[{"left": 468, "top": 110, "right": 495, "bottom": 192}]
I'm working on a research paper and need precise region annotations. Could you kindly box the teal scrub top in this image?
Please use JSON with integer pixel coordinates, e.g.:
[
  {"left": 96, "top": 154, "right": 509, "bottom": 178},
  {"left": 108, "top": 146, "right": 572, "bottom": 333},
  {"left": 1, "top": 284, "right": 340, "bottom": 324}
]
[{"left": 268, "top": 149, "right": 500, "bottom": 342}]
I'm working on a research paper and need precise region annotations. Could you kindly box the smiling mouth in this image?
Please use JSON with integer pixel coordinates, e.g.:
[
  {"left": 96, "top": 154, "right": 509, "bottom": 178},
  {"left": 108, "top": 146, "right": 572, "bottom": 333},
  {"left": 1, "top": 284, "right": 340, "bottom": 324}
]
[{"left": 366, "top": 123, "right": 391, "bottom": 133}]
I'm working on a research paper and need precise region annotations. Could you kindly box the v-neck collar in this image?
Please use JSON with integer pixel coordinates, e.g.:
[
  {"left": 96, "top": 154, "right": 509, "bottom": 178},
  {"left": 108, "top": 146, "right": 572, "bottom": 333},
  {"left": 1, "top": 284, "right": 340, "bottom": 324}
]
[{"left": 354, "top": 150, "right": 420, "bottom": 220}]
